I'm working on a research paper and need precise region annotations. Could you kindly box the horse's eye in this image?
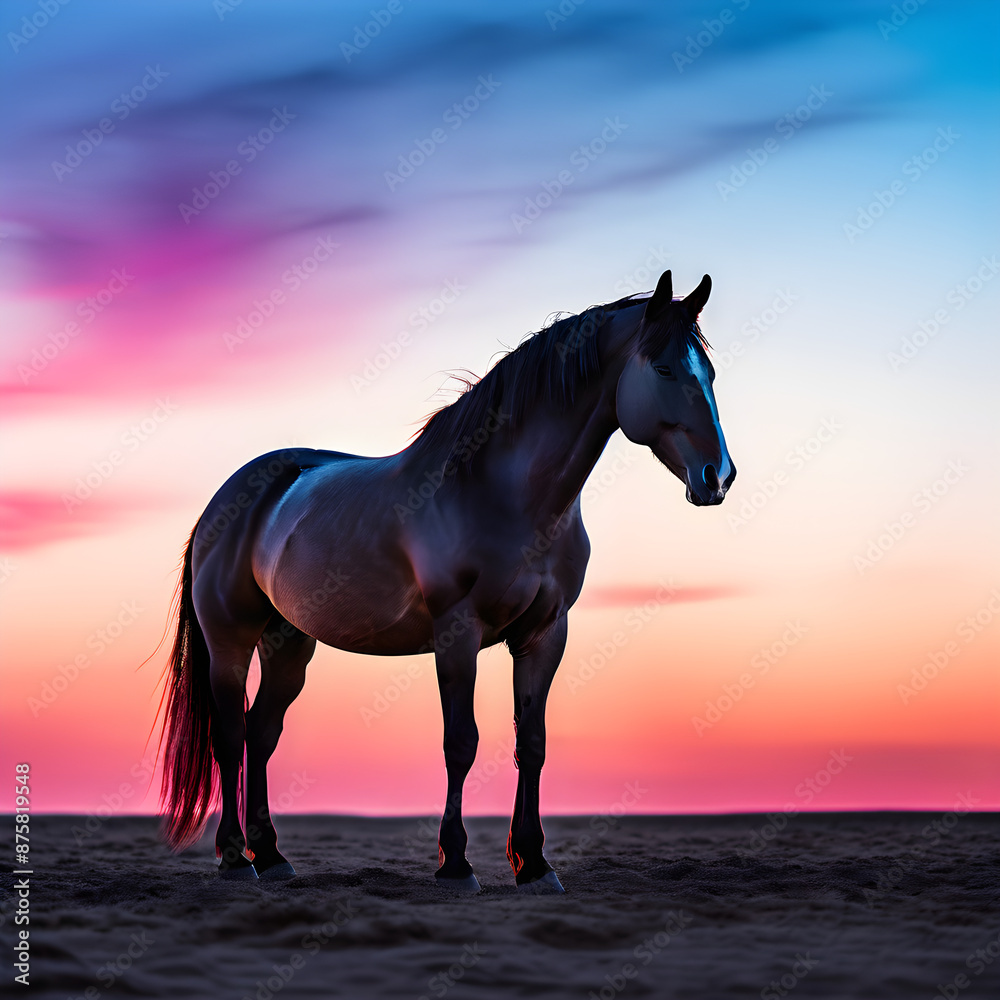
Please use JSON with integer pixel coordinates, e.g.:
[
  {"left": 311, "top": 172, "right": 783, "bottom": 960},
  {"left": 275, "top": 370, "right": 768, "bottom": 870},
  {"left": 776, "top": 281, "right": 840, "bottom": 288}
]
[{"left": 653, "top": 364, "right": 675, "bottom": 379}]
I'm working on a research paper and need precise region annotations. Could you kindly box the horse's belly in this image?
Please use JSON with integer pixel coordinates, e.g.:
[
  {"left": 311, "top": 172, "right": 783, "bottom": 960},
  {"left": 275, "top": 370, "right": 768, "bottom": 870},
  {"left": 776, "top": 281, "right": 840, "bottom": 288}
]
[
  {"left": 307, "top": 600, "right": 433, "bottom": 656},
  {"left": 313, "top": 621, "right": 433, "bottom": 656},
  {"left": 276, "top": 573, "right": 433, "bottom": 655}
]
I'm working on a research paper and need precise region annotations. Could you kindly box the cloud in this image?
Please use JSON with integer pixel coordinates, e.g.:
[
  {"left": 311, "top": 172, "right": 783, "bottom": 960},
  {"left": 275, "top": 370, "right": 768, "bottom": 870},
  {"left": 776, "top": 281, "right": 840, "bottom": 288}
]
[
  {"left": 0, "top": 489, "right": 159, "bottom": 551},
  {"left": 577, "top": 583, "right": 743, "bottom": 609},
  {"left": 0, "top": 1, "right": 895, "bottom": 409}
]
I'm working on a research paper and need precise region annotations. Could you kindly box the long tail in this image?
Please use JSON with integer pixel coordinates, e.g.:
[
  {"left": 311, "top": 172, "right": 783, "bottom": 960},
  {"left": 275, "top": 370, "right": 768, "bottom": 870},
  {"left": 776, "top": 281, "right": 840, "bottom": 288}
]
[{"left": 157, "top": 526, "right": 217, "bottom": 850}]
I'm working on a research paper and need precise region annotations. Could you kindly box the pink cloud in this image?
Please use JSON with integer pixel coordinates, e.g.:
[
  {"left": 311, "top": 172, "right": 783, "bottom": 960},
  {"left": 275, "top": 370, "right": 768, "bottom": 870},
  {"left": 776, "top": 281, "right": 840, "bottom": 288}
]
[
  {"left": 577, "top": 583, "right": 744, "bottom": 609},
  {"left": 0, "top": 489, "right": 161, "bottom": 551}
]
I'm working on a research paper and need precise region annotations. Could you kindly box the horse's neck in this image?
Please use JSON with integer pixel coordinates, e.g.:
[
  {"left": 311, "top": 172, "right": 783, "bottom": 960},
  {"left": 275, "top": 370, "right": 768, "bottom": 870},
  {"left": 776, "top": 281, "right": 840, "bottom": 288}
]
[
  {"left": 500, "top": 313, "right": 634, "bottom": 523},
  {"left": 504, "top": 390, "right": 615, "bottom": 522}
]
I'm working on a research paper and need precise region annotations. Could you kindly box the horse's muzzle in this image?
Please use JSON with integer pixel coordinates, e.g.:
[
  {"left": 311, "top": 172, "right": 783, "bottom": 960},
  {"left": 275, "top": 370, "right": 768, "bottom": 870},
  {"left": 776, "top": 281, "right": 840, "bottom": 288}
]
[{"left": 685, "top": 462, "right": 735, "bottom": 506}]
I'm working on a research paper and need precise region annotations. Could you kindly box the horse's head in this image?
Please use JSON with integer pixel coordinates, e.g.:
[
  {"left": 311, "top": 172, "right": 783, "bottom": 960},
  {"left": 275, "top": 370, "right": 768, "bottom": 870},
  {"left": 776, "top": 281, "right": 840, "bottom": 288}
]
[{"left": 616, "top": 270, "right": 735, "bottom": 506}]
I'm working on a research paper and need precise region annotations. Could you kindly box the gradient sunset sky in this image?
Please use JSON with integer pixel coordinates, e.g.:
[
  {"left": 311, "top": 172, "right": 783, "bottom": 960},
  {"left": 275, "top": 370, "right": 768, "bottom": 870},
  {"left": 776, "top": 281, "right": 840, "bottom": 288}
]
[{"left": 1, "top": 0, "right": 997, "bottom": 818}]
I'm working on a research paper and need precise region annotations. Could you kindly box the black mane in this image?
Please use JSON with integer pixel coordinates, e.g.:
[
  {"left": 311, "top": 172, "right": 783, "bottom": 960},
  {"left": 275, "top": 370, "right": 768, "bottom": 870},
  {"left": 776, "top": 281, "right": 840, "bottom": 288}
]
[{"left": 409, "top": 292, "right": 708, "bottom": 467}]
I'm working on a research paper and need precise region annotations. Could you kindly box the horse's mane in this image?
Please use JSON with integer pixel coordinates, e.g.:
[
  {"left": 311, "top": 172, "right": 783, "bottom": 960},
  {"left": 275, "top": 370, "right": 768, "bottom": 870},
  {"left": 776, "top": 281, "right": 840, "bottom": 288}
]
[{"left": 409, "top": 292, "right": 708, "bottom": 468}]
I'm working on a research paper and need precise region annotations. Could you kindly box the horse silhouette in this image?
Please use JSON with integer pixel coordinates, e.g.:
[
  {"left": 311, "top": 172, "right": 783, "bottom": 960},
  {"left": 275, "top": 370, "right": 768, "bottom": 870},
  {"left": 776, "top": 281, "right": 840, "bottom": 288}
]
[{"left": 157, "top": 269, "right": 735, "bottom": 892}]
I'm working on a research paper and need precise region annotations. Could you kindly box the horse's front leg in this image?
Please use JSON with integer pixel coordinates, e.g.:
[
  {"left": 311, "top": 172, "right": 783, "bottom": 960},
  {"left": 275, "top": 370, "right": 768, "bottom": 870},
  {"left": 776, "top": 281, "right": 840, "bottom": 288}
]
[
  {"left": 432, "top": 605, "right": 483, "bottom": 892},
  {"left": 508, "top": 614, "right": 567, "bottom": 893}
]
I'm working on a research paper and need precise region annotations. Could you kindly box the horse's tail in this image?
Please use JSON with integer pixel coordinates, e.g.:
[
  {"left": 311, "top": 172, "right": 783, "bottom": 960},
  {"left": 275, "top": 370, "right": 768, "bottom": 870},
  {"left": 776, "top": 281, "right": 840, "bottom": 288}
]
[{"left": 157, "top": 525, "right": 217, "bottom": 851}]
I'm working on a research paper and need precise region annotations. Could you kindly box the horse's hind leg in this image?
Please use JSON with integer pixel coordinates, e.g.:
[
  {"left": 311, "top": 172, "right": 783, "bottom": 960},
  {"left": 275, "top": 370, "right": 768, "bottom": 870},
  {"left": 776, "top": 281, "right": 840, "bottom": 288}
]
[
  {"left": 205, "top": 633, "right": 260, "bottom": 878},
  {"left": 195, "top": 574, "right": 274, "bottom": 878},
  {"left": 244, "top": 615, "right": 315, "bottom": 879}
]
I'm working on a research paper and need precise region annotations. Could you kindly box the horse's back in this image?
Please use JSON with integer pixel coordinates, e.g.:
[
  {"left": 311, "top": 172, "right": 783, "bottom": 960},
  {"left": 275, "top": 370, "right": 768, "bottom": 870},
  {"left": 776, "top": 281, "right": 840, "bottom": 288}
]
[{"left": 194, "top": 447, "right": 360, "bottom": 554}]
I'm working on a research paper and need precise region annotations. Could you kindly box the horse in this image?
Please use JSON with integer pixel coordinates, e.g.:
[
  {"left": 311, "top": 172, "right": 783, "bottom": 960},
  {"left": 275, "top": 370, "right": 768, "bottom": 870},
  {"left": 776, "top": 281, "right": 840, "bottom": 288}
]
[{"left": 156, "top": 269, "right": 735, "bottom": 893}]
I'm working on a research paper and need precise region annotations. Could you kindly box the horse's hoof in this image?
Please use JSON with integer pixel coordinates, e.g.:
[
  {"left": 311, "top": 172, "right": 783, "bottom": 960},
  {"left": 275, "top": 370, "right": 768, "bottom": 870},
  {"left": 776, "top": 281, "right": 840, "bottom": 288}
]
[
  {"left": 256, "top": 861, "right": 296, "bottom": 881},
  {"left": 517, "top": 870, "right": 565, "bottom": 894},
  {"left": 435, "top": 872, "right": 481, "bottom": 894},
  {"left": 219, "top": 863, "right": 258, "bottom": 881}
]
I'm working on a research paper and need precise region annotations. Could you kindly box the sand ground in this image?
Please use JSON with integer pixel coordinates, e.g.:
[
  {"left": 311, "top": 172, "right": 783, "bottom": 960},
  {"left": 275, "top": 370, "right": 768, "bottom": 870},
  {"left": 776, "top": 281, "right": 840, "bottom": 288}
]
[{"left": 2, "top": 812, "right": 999, "bottom": 998}]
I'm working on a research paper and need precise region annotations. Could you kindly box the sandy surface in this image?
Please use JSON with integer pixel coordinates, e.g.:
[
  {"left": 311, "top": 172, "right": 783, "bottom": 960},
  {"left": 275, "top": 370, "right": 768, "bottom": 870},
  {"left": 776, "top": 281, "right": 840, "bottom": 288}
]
[{"left": 2, "top": 812, "right": 999, "bottom": 998}]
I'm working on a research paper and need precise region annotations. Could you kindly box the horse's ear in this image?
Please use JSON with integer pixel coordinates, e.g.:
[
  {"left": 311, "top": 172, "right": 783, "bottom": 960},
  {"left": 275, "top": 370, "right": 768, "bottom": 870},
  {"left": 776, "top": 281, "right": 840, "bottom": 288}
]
[
  {"left": 643, "top": 270, "right": 673, "bottom": 323},
  {"left": 683, "top": 274, "right": 712, "bottom": 317}
]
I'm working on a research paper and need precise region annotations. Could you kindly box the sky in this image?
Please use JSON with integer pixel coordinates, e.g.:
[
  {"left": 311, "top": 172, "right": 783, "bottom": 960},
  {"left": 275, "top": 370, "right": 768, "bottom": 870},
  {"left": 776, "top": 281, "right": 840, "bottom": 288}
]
[{"left": 1, "top": 0, "right": 998, "bottom": 821}]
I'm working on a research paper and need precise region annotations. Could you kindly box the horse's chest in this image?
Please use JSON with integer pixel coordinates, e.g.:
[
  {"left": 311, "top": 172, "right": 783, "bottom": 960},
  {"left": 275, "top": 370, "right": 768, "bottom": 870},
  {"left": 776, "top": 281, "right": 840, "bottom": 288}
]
[{"left": 477, "top": 536, "right": 584, "bottom": 637}]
